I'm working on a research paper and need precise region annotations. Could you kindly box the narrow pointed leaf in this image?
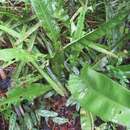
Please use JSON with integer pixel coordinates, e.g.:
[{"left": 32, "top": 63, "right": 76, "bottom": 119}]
[
  {"left": 0, "top": 48, "right": 37, "bottom": 62},
  {"left": 82, "top": 40, "right": 117, "bottom": 58},
  {"left": 14, "top": 22, "right": 41, "bottom": 46},
  {"left": 78, "top": 8, "right": 129, "bottom": 42},
  {"left": 0, "top": 25, "right": 20, "bottom": 38},
  {"left": 65, "top": 7, "right": 130, "bottom": 49},
  {"left": 30, "top": 0, "right": 59, "bottom": 42},
  {"left": 117, "top": 65, "right": 130, "bottom": 78},
  {"left": 0, "top": 83, "right": 52, "bottom": 111},
  {"left": 73, "top": 7, "right": 86, "bottom": 40}
]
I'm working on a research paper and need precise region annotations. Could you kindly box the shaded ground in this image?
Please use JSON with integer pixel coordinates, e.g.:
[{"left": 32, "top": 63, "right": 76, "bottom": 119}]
[{"left": 41, "top": 95, "right": 81, "bottom": 130}]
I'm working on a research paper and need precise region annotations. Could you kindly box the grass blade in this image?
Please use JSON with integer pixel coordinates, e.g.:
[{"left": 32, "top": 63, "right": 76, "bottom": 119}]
[
  {"left": 0, "top": 83, "right": 52, "bottom": 111},
  {"left": 14, "top": 22, "right": 41, "bottom": 46},
  {"left": 64, "top": 7, "right": 130, "bottom": 49},
  {"left": 30, "top": 0, "right": 60, "bottom": 42},
  {"left": 0, "top": 25, "right": 20, "bottom": 38}
]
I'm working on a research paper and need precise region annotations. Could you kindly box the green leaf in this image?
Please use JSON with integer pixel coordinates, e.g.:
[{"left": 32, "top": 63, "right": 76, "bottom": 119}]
[
  {"left": 117, "top": 65, "right": 130, "bottom": 78},
  {"left": 0, "top": 83, "right": 52, "bottom": 111},
  {"left": 0, "top": 48, "right": 66, "bottom": 96},
  {"left": 73, "top": 7, "right": 86, "bottom": 40},
  {"left": 0, "top": 48, "right": 65, "bottom": 95},
  {"left": 68, "top": 66, "right": 130, "bottom": 127},
  {"left": 14, "top": 22, "right": 41, "bottom": 46},
  {"left": 64, "top": 7, "right": 130, "bottom": 56},
  {"left": 30, "top": 0, "right": 60, "bottom": 42},
  {"left": 82, "top": 40, "right": 117, "bottom": 58},
  {"left": 0, "top": 25, "right": 20, "bottom": 38},
  {"left": 0, "top": 48, "right": 37, "bottom": 62},
  {"left": 32, "top": 62, "right": 66, "bottom": 96},
  {"left": 79, "top": 8, "right": 129, "bottom": 42},
  {"left": 70, "top": 6, "right": 86, "bottom": 64}
]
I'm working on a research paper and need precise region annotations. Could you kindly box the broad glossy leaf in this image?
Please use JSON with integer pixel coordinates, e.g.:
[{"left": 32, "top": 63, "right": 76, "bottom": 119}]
[
  {"left": 30, "top": 0, "right": 60, "bottom": 42},
  {"left": 68, "top": 66, "right": 130, "bottom": 126},
  {"left": 0, "top": 83, "right": 52, "bottom": 111}
]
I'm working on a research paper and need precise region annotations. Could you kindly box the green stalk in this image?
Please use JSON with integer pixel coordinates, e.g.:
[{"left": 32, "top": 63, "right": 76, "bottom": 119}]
[{"left": 32, "top": 61, "right": 67, "bottom": 96}]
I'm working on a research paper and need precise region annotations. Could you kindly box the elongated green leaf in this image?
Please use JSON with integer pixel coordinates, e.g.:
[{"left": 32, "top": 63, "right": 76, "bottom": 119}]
[
  {"left": 32, "top": 62, "right": 66, "bottom": 96},
  {"left": 73, "top": 7, "right": 86, "bottom": 40},
  {"left": 64, "top": 7, "right": 129, "bottom": 50},
  {"left": 82, "top": 40, "right": 117, "bottom": 58},
  {"left": 70, "top": 6, "right": 86, "bottom": 62},
  {"left": 0, "top": 25, "right": 20, "bottom": 38},
  {"left": 0, "top": 83, "right": 52, "bottom": 111},
  {"left": 14, "top": 22, "right": 41, "bottom": 46},
  {"left": 68, "top": 66, "right": 130, "bottom": 126},
  {"left": 65, "top": 39, "right": 117, "bottom": 58},
  {"left": 79, "top": 8, "right": 129, "bottom": 42},
  {"left": 0, "top": 48, "right": 37, "bottom": 62},
  {"left": 30, "top": 0, "right": 59, "bottom": 42},
  {"left": 117, "top": 65, "right": 130, "bottom": 72},
  {"left": 69, "top": 10, "right": 122, "bottom": 57},
  {"left": 117, "top": 65, "right": 130, "bottom": 78}
]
